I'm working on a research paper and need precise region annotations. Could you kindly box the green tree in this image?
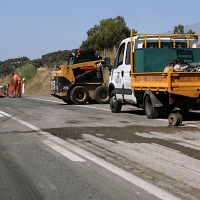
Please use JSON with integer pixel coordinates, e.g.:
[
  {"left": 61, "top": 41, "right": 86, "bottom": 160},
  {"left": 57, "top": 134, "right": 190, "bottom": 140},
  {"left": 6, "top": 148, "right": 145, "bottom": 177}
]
[
  {"left": 16, "top": 63, "right": 35, "bottom": 81},
  {"left": 173, "top": 24, "right": 196, "bottom": 34},
  {"left": 81, "top": 16, "right": 136, "bottom": 50},
  {"left": 174, "top": 24, "right": 185, "bottom": 34},
  {"left": 187, "top": 29, "right": 196, "bottom": 34}
]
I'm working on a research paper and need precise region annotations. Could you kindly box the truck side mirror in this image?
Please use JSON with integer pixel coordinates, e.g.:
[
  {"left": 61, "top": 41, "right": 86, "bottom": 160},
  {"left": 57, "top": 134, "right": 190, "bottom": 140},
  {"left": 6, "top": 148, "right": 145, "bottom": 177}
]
[{"left": 104, "top": 57, "right": 111, "bottom": 70}]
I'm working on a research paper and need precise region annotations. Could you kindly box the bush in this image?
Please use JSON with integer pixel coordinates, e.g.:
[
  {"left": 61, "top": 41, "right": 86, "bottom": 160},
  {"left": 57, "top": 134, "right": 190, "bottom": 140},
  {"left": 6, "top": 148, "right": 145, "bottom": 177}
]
[{"left": 15, "top": 63, "right": 36, "bottom": 82}]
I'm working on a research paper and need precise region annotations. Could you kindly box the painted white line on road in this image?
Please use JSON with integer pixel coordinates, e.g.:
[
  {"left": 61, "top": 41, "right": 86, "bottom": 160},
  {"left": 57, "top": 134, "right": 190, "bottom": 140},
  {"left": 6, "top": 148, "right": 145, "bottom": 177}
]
[
  {"left": 0, "top": 109, "right": 181, "bottom": 200},
  {"left": 46, "top": 134, "right": 181, "bottom": 200},
  {"left": 23, "top": 97, "right": 167, "bottom": 123},
  {"left": 21, "top": 96, "right": 200, "bottom": 129},
  {"left": 0, "top": 114, "right": 4, "bottom": 117},
  {"left": 25, "top": 96, "right": 111, "bottom": 111},
  {"left": 0, "top": 110, "right": 40, "bottom": 131},
  {"left": 43, "top": 139, "right": 85, "bottom": 162},
  {"left": 25, "top": 97, "right": 63, "bottom": 104},
  {"left": 0, "top": 109, "right": 86, "bottom": 162},
  {"left": 0, "top": 110, "right": 11, "bottom": 117},
  {"left": 77, "top": 104, "right": 110, "bottom": 111}
]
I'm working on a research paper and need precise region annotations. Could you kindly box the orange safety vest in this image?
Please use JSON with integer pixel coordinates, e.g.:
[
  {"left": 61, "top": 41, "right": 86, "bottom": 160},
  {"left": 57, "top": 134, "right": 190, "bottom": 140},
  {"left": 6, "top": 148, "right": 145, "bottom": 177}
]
[{"left": 12, "top": 74, "right": 21, "bottom": 84}]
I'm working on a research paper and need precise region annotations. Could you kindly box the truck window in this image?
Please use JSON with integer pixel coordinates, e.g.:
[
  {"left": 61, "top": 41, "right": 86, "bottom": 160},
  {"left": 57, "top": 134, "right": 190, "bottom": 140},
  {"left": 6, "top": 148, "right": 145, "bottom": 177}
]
[
  {"left": 114, "top": 42, "right": 125, "bottom": 68},
  {"left": 125, "top": 42, "right": 134, "bottom": 65}
]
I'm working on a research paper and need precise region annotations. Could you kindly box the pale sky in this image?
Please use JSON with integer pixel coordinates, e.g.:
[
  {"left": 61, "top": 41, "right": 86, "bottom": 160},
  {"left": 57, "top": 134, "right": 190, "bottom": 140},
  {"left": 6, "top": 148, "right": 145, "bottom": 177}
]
[{"left": 1, "top": 0, "right": 200, "bottom": 61}]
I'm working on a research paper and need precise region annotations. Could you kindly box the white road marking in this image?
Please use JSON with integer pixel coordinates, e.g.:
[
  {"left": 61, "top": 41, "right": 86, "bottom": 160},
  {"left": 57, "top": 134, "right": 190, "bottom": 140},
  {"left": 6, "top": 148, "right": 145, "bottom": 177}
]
[
  {"left": 25, "top": 96, "right": 63, "bottom": 104},
  {"left": 0, "top": 110, "right": 11, "bottom": 117},
  {"left": 47, "top": 134, "right": 181, "bottom": 200},
  {"left": 25, "top": 96, "right": 111, "bottom": 111},
  {"left": 0, "top": 114, "right": 4, "bottom": 117},
  {"left": 43, "top": 139, "right": 85, "bottom": 162},
  {"left": 0, "top": 109, "right": 182, "bottom": 200},
  {"left": 77, "top": 105, "right": 110, "bottom": 111},
  {"left": 25, "top": 96, "right": 200, "bottom": 129}
]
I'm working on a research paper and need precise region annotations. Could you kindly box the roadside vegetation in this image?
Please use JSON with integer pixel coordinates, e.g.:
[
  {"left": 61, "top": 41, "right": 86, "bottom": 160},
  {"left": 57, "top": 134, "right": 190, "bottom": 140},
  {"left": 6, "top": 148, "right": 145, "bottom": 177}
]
[
  {"left": 0, "top": 66, "right": 53, "bottom": 96},
  {"left": 0, "top": 14, "right": 196, "bottom": 96}
]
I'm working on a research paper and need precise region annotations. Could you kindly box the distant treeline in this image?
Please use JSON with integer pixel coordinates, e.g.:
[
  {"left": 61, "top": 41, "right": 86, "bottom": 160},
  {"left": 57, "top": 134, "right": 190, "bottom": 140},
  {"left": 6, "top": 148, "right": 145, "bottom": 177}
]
[
  {"left": 1, "top": 16, "right": 194, "bottom": 78},
  {"left": 0, "top": 50, "right": 72, "bottom": 78},
  {"left": 0, "top": 16, "right": 132, "bottom": 78}
]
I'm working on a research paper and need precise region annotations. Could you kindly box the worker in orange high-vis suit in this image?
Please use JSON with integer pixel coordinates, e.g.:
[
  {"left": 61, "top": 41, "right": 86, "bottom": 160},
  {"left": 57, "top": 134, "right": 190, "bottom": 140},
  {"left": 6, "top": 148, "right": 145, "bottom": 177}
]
[{"left": 12, "top": 72, "right": 22, "bottom": 97}]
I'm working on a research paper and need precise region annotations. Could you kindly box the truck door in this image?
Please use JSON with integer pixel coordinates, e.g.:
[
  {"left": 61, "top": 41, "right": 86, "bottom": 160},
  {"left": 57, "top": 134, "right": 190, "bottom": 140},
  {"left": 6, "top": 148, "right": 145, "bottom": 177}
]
[
  {"left": 110, "top": 40, "right": 137, "bottom": 104},
  {"left": 123, "top": 41, "right": 137, "bottom": 104},
  {"left": 111, "top": 42, "right": 126, "bottom": 100}
]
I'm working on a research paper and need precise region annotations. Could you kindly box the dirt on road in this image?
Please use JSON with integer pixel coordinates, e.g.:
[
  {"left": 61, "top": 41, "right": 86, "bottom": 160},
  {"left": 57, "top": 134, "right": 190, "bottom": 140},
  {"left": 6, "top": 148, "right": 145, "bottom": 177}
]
[{"left": 44, "top": 124, "right": 200, "bottom": 200}]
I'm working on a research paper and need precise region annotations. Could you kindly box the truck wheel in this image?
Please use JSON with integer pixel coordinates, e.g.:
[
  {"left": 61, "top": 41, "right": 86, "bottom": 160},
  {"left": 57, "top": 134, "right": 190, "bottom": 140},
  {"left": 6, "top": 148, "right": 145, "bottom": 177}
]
[
  {"left": 70, "top": 86, "right": 89, "bottom": 105},
  {"left": 94, "top": 86, "right": 109, "bottom": 104},
  {"left": 144, "top": 95, "right": 159, "bottom": 119},
  {"left": 110, "top": 90, "right": 122, "bottom": 113}
]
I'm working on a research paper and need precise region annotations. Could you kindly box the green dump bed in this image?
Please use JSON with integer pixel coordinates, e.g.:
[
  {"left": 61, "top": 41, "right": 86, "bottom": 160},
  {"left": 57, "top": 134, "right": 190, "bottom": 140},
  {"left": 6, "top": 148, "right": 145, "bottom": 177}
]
[{"left": 134, "top": 48, "right": 200, "bottom": 72}]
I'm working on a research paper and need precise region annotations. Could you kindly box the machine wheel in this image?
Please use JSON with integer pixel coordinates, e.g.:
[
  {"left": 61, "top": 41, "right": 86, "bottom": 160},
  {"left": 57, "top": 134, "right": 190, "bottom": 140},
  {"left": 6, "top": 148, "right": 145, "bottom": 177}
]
[
  {"left": 63, "top": 99, "right": 73, "bottom": 105},
  {"left": 144, "top": 95, "right": 159, "bottom": 119},
  {"left": 110, "top": 90, "right": 122, "bottom": 113},
  {"left": 168, "top": 112, "right": 182, "bottom": 126},
  {"left": 94, "top": 86, "right": 109, "bottom": 104},
  {"left": 70, "top": 86, "right": 89, "bottom": 105}
]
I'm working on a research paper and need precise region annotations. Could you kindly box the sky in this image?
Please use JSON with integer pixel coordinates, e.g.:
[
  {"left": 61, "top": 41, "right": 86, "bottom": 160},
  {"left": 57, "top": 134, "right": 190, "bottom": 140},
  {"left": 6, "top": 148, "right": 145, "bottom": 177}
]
[{"left": 1, "top": 0, "right": 200, "bottom": 61}]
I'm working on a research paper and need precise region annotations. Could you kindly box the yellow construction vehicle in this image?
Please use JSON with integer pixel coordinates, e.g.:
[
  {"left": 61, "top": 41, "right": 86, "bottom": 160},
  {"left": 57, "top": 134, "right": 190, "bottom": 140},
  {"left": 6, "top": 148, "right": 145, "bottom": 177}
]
[{"left": 50, "top": 48, "right": 109, "bottom": 105}]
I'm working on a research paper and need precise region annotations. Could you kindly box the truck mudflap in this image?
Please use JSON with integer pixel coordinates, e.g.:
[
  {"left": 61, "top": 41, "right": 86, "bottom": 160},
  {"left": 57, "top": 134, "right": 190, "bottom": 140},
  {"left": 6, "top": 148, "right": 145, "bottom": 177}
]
[{"left": 143, "top": 91, "right": 163, "bottom": 108}]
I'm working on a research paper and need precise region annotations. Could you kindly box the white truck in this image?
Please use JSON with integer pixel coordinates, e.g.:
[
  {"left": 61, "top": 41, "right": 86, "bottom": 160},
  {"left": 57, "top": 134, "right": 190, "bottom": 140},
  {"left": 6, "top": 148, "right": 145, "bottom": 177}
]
[{"left": 106, "top": 30, "right": 200, "bottom": 125}]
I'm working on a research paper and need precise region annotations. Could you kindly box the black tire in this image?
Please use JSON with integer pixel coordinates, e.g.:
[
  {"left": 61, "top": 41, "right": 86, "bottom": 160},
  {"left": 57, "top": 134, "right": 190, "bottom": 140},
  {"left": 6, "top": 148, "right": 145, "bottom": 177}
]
[
  {"left": 144, "top": 95, "right": 159, "bottom": 119},
  {"left": 70, "top": 86, "right": 89, "bottom": 105},
  {"left": 63, "top": 99, "right": 73, "bottom": 105},
  {"left": 110, "top": 90, "right": 122, "bottom": 113},
  {"left": 168, "top": 113, "right": 182, "bottom": 126},
  {"left": 94, "top": 86, "right": 109, "bottom": 104}
]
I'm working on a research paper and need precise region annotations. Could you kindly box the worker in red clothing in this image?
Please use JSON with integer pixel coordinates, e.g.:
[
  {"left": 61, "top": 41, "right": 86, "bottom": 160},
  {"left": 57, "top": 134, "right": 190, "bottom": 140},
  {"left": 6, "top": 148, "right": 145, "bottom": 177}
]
[{"left": 12, "top": 72, "right": 22, "bottom": 97}]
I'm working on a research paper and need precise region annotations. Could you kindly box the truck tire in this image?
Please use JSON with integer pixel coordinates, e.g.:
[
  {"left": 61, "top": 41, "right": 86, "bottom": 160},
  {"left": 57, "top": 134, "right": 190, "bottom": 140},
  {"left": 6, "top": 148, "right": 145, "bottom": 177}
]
[
  {"left": 70, "top": 86, "right": 89, "bottom": 105},
  {"left": 110, "top": 90, "right": 122, "bottom": 113},
  {"left": 94, "top": 86, "right": 109, "bottom": 104},
  {"left": 144, "top": 95, "right": 159, "bottom": 119}
]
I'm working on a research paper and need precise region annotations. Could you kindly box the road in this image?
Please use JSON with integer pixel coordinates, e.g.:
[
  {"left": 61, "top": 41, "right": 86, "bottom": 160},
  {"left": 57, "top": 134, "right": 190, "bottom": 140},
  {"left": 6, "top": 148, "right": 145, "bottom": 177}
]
[{"left": 0, "top": 95, "right": 200, "bottom": 200}]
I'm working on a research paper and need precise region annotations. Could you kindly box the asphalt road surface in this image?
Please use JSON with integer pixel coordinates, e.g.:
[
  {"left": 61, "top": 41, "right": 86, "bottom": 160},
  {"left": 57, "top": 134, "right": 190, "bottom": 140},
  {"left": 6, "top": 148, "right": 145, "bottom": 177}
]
[{"left": 0, "top": 95, "right": 200, "bottom": 200}]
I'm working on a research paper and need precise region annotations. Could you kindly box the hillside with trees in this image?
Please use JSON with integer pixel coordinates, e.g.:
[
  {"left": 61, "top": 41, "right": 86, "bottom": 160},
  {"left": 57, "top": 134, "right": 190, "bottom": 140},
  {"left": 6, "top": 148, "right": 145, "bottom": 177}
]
[
  {"left": 0, "top": 16, "right": 132, "bottom": 78},
  {"left": 0, "top": 16, "right": 196, "bottom": 78},
  {"left": 81, "top": 16, "right": 135, "bottom": 50}
]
